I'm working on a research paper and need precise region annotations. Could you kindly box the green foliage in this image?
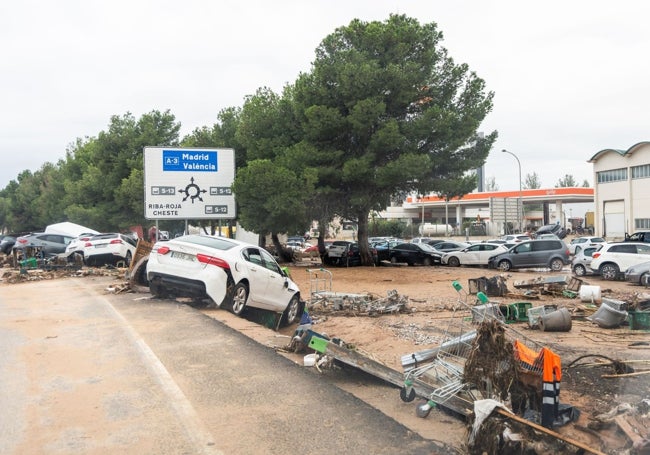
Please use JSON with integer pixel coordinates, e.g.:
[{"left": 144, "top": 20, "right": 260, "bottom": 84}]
[
  {"left": 368, "top": 218, "right": 408, "bottom": 238},
  {"left": 555, "top": 174, "right": 578, "bottom": 188},
  {"left": 523, "top": 172, "right": 541, "bottom": 189}
]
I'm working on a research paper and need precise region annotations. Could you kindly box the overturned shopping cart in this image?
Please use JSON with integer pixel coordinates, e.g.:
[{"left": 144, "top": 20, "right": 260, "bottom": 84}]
[
  {"left": 306, "top": 268, "right": 408, "bottom": 315},
  {"left": 400, "top": 281, "right": 560, "bottom": 427}
]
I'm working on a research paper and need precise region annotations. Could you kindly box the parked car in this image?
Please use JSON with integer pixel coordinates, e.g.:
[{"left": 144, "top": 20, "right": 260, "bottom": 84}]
[
  {"left": 589, "top": 242, "right": 650, "bottom": 280},
  {"left": 64, "top": 232, "right": 103, "bottom": 260},
  {"left": 534, "top": 223, "right": 567, "bottom": 239},
  {"left": 571, "top": 246, "right": 599, "bottom": 277},
  {"left": 83, "top": 233, "right": 138, "bottom": 266},
  {"left": 410, "top": 237, "right": 445, "bottom": 247},
  {"left": 441, "top": 243, "right": 508, "bottom": 267},
  {"left": 536, "top": 233, "right": 560, "bottom": 240},
  {"left": 371, "top": 239, "right": 402, "bottom": 262},
  {"left": 146, "top": 234, "right": 302, "bottom": 325},
  {"left": 431, "top": 241, "right": 470, "bottom": 255},
  {"left": 1, "top": 234, "right": 23, "bottom": 255},
  {"left": 624, "top": 260, "right": 650, "bottom": 285},
  {"left": 389, "top": 242, "right": 441, "bottom": 266},
  {"left": 332, "top": 242, "right": 378, "bottom": 267},
  {"left": 302, "top": 240, "right": 334, "bottom": 259},
  {"left": 501, "top": 234, "right": 530, "bottom": 243},
  {"left": 568, "top": 236, "right": 606, "bottom": 255},
  {"left": 624, "top": 231, "right": 650, "bottom": 243},
  {"left": 324, "top": 240, "right": 354, "bottom": 265},
  {"left": 487, "top": 239, "right": 570, "bottom": 272},
  {"left": 12, "top": 232, "right": 75, "bottom": 255}
]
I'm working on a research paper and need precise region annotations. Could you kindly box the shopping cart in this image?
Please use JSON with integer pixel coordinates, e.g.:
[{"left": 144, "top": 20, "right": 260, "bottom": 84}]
[{"left": 401, "top": 280, "right": 551, "bottom": 420}]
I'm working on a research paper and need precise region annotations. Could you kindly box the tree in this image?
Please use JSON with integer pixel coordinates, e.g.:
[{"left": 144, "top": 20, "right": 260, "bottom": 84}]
[
  {"left": 485, "top": 176, "right": 499, "bottom": 191},
  {"left": 555, "top": 174, "right": 578, "bottom": 188},
  {"left": 523, "top": 172, "right": 541, "bottom": 189},
  {"left": 581, "top": 179, "right": 590, "bottom": 187},
  {"left": 293, "top": 15, "right": 496, "bottom": 264}
]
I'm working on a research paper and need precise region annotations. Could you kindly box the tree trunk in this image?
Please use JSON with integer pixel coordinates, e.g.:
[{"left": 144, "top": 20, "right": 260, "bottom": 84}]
[
  {"left": 356, "top": 212, "right": 374, "bottom": 266},
  {"left": 272, "top": 232, "right": 293, "bottom": 263}
]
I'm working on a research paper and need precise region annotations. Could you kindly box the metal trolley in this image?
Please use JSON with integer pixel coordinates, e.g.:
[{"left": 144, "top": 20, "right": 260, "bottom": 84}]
[{"left": 400, "top": 280, "right": 546, "bottom": 418}]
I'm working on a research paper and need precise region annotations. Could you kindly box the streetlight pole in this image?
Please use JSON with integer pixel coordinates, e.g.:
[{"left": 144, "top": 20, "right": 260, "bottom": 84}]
[{"left": 502, "top": 149, "right": 523, "bottom": 233}]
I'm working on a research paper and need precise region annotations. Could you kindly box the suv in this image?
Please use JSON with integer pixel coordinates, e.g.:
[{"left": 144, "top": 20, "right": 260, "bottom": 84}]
[
  {"left": 487, "top": 239, "right": 570, "bottom": 271},
  {"left": 83, "top": 233, "right": 138, "bottom": 266},
  {"left": 589, "top": 242, "right": 650, "bottom": 280},
  {"left": 624, "top": 231, "right": 650, "bottom": 243}
]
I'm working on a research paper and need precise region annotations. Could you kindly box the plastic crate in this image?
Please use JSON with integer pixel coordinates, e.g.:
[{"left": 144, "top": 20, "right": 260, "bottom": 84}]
[{"left": 628, "top": 311, "right": 650, "bottom": 330}]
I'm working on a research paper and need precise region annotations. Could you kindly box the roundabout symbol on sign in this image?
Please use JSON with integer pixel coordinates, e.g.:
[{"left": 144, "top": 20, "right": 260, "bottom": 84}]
[{"left": 179, "top": 177, "right": 207, "bottom": 203}]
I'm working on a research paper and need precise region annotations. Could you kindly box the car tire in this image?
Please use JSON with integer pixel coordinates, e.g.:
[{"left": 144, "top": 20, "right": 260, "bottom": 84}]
[
  {"left": 549, "top": 258, "right": 564, "bottom": 271},
  {"left": 448, "top": 256, "right": 460, "bottom": 267},
  {"left": 390, "top": 256, "right": 397, "bottom": 264},
  {"left": 231, "top": 282, "right": 249, "bottom": 315},
  {"left": 640, "top": 273, "right": 650, "bottom": 286},
  {"left": 125, "top": 251, "right": 132, "bottom": 266},
  {"left": 498, "top": 260, "right": 512, "bottom": 272},
  {"left": 423, "top": 257, "right": 432, "bottom": 266},
  {"left": 573, "top": 264, "right": 587, "bottom": 277},
  {"left": 149, "top": 277, "right": 168, "bottom": 298},
  {"left": 600, "top": 263, "right": 620, "bottom": 281},
  {"left": 282, "top": 294, "right": 302, "bottom": 326}
]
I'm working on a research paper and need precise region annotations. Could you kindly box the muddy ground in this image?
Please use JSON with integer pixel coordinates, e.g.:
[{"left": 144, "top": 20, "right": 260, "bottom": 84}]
[
  {"left": 2, "top": 256, "right": 649, "bottom": 453},
  {"left": 277, "top": 259, "right": 650, "bottom": 454}
]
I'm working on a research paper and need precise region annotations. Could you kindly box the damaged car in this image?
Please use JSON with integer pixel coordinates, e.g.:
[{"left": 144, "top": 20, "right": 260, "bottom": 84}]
[{"left": 146, "top": 234, "right": 303, "bottom": 326}]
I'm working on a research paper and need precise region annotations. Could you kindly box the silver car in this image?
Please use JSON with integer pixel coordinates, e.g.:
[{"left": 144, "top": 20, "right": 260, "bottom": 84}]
[
  {"left": 625, "top": 260, "right": 650, "bottom": 285},
  {"left": 571, "top": 246, "right": 599, "bottom": 277}
]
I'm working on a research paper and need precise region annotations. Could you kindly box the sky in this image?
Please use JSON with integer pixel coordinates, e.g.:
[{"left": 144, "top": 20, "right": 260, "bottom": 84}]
[{"left": 2, "top": 1, "right": 649, "bottom": 197}]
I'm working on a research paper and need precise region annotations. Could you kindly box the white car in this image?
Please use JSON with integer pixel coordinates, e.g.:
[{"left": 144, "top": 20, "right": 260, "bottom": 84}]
[
  {"left": 441, "top": 243, "right": 508, "bottom": 267},
  {"left": 568, "top": 236, "right": 606, "bottom": 255},
  {"left": 83, "top": 233, "right": 137, "bottom": 266},
  {"left": 146, "top": 235, "right": 303, "bottom": 326},
  {"left": 64, "top": 232, "right": 101, "bottom": 260},
  {"left": 589, "top": 242, "right": 650, "bottom": 280}
]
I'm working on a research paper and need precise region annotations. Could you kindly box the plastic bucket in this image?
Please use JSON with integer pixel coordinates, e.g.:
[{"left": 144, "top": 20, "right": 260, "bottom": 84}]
[
  {"left": 579, "top": 285, "right": 602, "bottom": 304},
  {"left": 303, "top": 354, "right": 317, "bottom": 367},
  {"left": 539, "top": 308, "right": 572, "bottom": 332}
]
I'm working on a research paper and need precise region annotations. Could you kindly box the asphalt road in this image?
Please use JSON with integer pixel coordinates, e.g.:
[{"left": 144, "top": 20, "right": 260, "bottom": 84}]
[{"left": 0, "top": 276, "right": 448, "bottom": 454}]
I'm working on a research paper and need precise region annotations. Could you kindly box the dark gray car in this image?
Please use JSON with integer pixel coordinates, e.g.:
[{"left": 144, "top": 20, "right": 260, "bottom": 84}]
[
  {"left": 488, "top": 239, "right": 570, "bottom": 271},
  {"left": 12, "top": 232, "right": 75, "bottom": 255}
]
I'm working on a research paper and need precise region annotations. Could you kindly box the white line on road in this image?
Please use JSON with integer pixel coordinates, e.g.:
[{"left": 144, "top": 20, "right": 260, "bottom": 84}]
[{"left": 80, "top": 281, "right": 223, "bottom": 455}]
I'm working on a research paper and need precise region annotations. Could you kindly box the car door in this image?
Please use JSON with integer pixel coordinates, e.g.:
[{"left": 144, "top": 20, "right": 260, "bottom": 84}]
[
  {"left": 240, "top": 247, "right": 273, "bottom": 308},
  {"left": 458, "top": 244, "right": 482, "bottom": 264},
  {"left": 259, "top": 248, "right": 291, "bottom": 311},
  {"left": 510, "top": 242, "right": 533, "bottom": 267},
  {"left": 477, "top": 244, "right": 502, "bottom": 265}
]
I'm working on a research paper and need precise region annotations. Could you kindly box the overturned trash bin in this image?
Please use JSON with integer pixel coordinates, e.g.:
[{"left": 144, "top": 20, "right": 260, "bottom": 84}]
[
  {"left": 539, "top": 307, "right": 572, "bottom": 332},
  {"left": 587, "top": 299, "right": 628, "bottom": 329}
]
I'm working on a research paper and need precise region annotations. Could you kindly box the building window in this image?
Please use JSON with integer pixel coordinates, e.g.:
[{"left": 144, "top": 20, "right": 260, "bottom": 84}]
[
  {"left": 632, "top": 164, "right": 650, "bottom": 179},
  {"left": 597, "top": 168, "right": 628, "bottom": 183},
  {"left": 635, "top": 219, "right": 650, "bottom": 230}
]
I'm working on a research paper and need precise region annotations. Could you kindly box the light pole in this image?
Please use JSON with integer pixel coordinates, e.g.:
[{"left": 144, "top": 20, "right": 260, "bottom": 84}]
[{"left": 502, "top": 149, "right": 523, "bottom": 232}]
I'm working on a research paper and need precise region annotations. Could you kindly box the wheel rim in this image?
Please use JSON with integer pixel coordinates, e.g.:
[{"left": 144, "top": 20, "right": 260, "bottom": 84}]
[
  {"left": 499, "top": 260, "right": 511, "bottom": 271},
  {"left": 423, "top": 258, "right": 432, "bottom": 266},
  {"left": 285, "top": 297, "right": 300, "bottom": 324},
  {"left": 449, "top": 257, "right": 460, "bottom": 267},
  {"left": 574, "top": 265, "right": 586, "bottom": 276},
  {"left": 550, "top": 259, "right": 563, "bottom": 271},
  {"left": 390, "top": 256, "right": 397, "bottom": 264},
  {"left": 125, "top": 251, "right": 132, "bottom": 266},
  {"left": 601, "top": 265, "right": 618, "bottom": 280},
  {"left": 232, "top": 285, "right": 248, "bottom": 314}
]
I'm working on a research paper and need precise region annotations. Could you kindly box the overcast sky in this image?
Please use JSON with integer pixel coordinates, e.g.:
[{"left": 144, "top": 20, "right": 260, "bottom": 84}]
[{"left": 2, "top": 1, "right": 648, "bottom": 195}]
